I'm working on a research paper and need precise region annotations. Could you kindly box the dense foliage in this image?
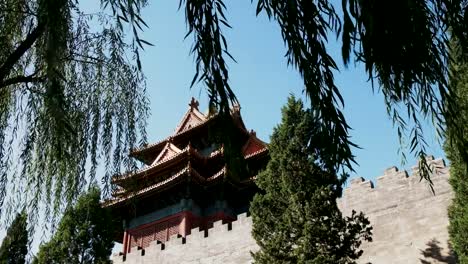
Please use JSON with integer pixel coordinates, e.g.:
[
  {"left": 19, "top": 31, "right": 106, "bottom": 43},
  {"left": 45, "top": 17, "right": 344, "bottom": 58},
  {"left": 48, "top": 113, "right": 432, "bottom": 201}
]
[
  {"left": 446, "top": 38, "right": 468, "bottom": 263},
  {"left": 180, "top": 0, "right": 468, "bottom": 186},
  {"left": 33, "top": 187, "right": 115, "bottom": 264},
  {"left": 250, "top": 96, "right": 372, "bottom": 264},
  {"left": 1, "top": 0, "right": 468, "bottom": 232},
  {"left": 0, "top": 0, "right": 149, "bottom": 220},
  {"left": 0, "top": 212, "right": 28, "bottom": 264}
]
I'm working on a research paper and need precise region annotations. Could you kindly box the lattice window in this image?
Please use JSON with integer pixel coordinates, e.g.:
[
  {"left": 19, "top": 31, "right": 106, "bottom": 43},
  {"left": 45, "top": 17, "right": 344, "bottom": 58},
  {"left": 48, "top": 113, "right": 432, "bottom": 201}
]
[
  {"left": 141, "top": 229, "right": 154, "bottom": 248},
  {"left": 127, "top": 215, "right": 185, "bottom": 251},
  {"left": 167, "top": 218, "right": 181, "bottom": 239},
  {"left": 154, "top": 223, "right": 167, "bottom": 242},
  {"left": 129, "top": 233, "right": 139, "bottom": 250}
]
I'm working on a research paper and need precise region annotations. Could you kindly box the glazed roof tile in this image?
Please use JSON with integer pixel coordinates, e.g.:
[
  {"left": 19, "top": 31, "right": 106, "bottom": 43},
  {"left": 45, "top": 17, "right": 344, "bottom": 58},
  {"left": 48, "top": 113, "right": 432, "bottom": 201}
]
[
  {"left": 115, "top": 140, "right": 265, "bottom": 186},
  {"left": 244, "top": 147, "right": 268, "bottom": 159},
  {"left": 173, "top": 99, "right": 207, "bottom": 134},
  {"left": 113, "top": 145, "right": 224, "bottom": 184},
  {"left": 113, "top": 145, "right": 191, "bottom": 183},
  {"left": 129, "top": 102, "right": 245, "bottom": 163},
  {"left": 242, "top": 130, "right": 268, "bottom": 158},
  {"left": 152, "top": 142, "right": 182, "bottom": 165},
  {"left": 104, "top": 165, "right": 227, "bottom": 207},
  {"left": 130, "top": 98, "right": 210, "bottom": 157},
  {"left": 104, "top": 166, "right": 190, "bottom": 207}
]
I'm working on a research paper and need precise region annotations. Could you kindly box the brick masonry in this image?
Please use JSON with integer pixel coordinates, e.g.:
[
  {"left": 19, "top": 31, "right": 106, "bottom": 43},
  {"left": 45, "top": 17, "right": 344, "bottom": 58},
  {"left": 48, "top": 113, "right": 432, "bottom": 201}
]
[{"left": 112, "top": 157, "right": 455, "bottom": 264}]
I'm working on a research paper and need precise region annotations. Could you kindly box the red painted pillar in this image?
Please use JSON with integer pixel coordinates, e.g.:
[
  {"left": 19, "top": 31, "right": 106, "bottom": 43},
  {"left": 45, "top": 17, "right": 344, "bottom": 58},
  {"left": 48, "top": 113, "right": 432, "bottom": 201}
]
[
  {"left": 122, "top": 230, "right": 129, "bottom": 254},
  {"left": 128, "top": 233, "right": 133, "bottom": 253},
  {"left": 179, "top": 211, "right": 193, "bottom": 236}
]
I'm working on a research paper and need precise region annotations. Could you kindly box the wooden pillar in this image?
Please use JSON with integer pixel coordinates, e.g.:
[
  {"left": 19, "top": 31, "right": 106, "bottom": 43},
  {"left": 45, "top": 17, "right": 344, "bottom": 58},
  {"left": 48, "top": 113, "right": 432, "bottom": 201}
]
[
  {"left": 122, "top": 230, "right": 129, "bottom": 254},
  {"left": 165, "top": 223, "right": 169, "bottom": 241},
  {"left": 122, "top": 217, "right": 130, "bottom": 254},
  {"left": 179, "top": 211, "right": 193, "bottom": 236}
]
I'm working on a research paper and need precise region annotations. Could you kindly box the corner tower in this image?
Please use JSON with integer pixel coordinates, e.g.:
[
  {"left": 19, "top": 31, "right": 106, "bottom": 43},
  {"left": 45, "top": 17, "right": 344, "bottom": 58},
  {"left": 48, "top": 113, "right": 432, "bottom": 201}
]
[{"left": 104, "top": 98, "right": 268, "bottom": 255}]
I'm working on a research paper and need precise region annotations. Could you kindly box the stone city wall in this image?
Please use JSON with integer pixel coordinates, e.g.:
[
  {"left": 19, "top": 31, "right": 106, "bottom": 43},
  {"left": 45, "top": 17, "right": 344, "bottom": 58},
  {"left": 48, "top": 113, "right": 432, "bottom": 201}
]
[
  {"left": 112, "top": 213, "right": 258, "bottom": 264},
  {"left": 338, "top": 157, "right": 454, "bottom": 264},
  {"left": 112, "top": 157, "right": 454, "bottom": 264}
]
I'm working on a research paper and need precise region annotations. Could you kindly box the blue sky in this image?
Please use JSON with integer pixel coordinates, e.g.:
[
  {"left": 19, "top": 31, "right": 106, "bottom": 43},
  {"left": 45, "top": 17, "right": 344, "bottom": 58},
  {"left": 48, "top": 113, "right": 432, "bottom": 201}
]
[
  {"left": 136, "top": 0, "right": 445, "bottom": 185},
  {"left": 0, "top": 0, "right": 444, "bottom": 256}
]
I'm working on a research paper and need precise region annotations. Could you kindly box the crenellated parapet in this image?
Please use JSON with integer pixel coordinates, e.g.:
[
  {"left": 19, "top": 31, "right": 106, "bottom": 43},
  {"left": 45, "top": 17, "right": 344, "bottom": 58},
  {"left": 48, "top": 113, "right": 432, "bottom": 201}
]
[
  {"left": 112, "top": 157, "right": 455, "bottom": 264},
  {"left": 112, "top": 213, "right": 258, "bottom": 264},
  {"left": 339, "top": 157, "right": 454, "bottom": 264},
  {"left": 339, "top": 156, "right": 451, "bottom": 215},
  {"left": 345, "top": 156, "right": 447, "bottom": 191}
]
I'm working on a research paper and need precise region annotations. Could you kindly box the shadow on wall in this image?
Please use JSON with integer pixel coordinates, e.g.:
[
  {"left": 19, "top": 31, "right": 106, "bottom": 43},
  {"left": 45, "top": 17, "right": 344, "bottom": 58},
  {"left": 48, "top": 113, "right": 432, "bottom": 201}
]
[{"left": 420, "top": 239, "right": 457, "bottom": 264}]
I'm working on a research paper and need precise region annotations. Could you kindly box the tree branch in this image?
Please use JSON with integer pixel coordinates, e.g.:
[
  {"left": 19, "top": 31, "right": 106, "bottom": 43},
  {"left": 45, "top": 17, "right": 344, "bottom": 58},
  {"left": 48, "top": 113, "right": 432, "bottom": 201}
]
[
  {"left": 0, "top": 22, "right": 46, "bottom": 82},
  {"left": 0, "top": 75, "right": 45, "bottom": 88}
]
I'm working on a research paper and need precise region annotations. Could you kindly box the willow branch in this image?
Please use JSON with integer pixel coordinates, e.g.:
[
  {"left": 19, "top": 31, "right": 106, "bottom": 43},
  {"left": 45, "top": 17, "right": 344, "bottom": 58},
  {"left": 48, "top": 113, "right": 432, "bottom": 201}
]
[
  {"left": 0, "top": 75, "right": 45, "bottom": 88},
  {"left": 0, "top": 22, "right": 46, "bottom": 82}
]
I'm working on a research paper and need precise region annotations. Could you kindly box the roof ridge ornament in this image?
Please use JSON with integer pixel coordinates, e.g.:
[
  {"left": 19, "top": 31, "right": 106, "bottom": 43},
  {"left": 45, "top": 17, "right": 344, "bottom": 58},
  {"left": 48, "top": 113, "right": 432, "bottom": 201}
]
[{"left": 189, "top": 97, "right": 199, "bottom": 110}]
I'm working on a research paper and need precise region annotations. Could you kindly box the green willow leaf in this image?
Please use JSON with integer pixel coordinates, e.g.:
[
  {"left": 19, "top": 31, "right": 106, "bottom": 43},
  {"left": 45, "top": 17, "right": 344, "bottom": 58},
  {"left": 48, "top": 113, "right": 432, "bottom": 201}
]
[{"left": 0, "top": 0, "right": 149, "bottom": 225}]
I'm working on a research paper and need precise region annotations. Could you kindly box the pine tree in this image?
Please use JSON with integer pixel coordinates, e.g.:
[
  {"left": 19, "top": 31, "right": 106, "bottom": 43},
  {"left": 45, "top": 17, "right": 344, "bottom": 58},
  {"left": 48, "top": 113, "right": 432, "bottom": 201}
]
[
  {"left": 34, "top": 187, "right": 115, "bottom": 264},
  {"left": 0, "top": 212, "right": 28, "bottom": 264},
  {"left": 250, "top": 96, "right": 372, "bottom": 264},
  {"left": 0, "top": 0, "right": 467, "bottom": 222},
  {"left": 446, "top": 38, "right": 468, "bottom": 263}
]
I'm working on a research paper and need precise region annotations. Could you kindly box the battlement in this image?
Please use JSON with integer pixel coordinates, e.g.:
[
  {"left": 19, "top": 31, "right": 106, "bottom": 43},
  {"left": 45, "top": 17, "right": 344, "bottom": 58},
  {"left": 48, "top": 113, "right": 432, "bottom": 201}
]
[
  {"left": 112, "top": 157, "right": 454, "bottom": 264},
  {"left": 112, "top": 212, "right": 258, "bottom": 264},
  {"left": 339, "top": 157, "right": 453, "bottom": 264},
  {"left": 339, "top": 157, "right": 450, "bottom": 216},
  {"left": 344, "top": 156, "right": 447, "bottom": 192}
]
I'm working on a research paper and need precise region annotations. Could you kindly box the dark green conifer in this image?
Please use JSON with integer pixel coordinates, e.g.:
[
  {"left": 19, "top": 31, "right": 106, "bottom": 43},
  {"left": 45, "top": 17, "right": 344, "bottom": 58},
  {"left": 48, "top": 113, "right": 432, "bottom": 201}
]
[
  {"left": 0, "top": 212, "right": 28, "bottom": 264},
  {"left": 250, "top": 96, "right": 372, "bottom": 264},
  {"left": 34, "top": 187, "right": 115, "bottom": 264},
  {"left": 446, "top": 38, "right": 468, "bottom": 263}
]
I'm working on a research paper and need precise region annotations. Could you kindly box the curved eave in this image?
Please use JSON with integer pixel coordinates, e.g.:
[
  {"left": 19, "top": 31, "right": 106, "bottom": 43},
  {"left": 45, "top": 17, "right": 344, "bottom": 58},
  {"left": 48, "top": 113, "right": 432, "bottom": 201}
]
[
  {"left": 104, "top": 166, "right": 191, "bottom": 208},
  {"left": 244, "top": 147, "right": 268, "bottom": 159},
  {"left": 104, "top": 166, "right": 227, "bottom": 208},
  {"left": 113, "top": 146, "right": 190, "bottom": 184},
  {"left": 190, "top": 166, "right": 226, "bottom": 185},
  {"left": 129, "top": 117, "right": 215, "bottom": 164},
  {"left": 129, "top": 138, "right": 168, "bottom": 163},
  {"left": 113, "top": 146, "right": 224, "bottom": 185},
  {"left": 113, "top": 145, "right": 265, "bottom": 196}
]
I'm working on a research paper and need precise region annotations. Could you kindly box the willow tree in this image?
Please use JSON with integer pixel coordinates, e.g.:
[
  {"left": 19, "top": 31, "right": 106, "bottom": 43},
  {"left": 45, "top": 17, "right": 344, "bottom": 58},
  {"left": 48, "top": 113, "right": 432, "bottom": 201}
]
[
  {"left": 0, "top": 0, "right": 149, "bottom": 221},
  {"left": 33, "top": 187, "right": 114, "bottom": 264},
  {"left": 2, "top": 0, "right": 468, "bottom": 225},
  {"left": 179, "top": 0, "right": 468, "bottom": 183}
]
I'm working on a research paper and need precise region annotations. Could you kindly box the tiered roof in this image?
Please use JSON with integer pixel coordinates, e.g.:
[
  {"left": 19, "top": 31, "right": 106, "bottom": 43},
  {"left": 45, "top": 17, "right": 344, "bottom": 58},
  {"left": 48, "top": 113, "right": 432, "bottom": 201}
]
[
  {"left": 104, "top": 98, "right": 268, "bottom": 208},
  {"left": 112, "top": 144, "right": 223, "bottom": 184},
  {"left": 105, "top": 165, "right": 229, "bottom": 207},
  {"left": 129, "top": 98, "right": 215, "bottom": 165}
]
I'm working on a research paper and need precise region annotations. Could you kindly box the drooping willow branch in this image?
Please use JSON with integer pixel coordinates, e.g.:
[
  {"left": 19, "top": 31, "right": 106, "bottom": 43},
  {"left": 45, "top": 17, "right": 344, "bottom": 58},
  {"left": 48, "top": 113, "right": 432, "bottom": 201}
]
[
  {"left": 178, "top": 0, "right": 468, "bottom": 189},
  {"left": 0, "top": 0, "right": 149, "bottom": 227}
]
